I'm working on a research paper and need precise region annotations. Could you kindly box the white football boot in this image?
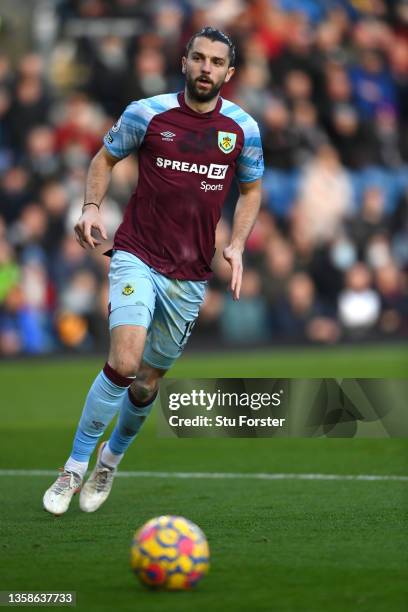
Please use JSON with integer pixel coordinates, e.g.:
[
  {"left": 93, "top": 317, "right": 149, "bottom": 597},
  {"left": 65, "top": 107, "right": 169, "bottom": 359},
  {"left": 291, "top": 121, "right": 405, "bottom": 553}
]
[
  {"left": 43, "top": 470, "right": 82, "bottom": 515},
  {"left": 79, "top": 442, "right": 116, "bottom": 513}
]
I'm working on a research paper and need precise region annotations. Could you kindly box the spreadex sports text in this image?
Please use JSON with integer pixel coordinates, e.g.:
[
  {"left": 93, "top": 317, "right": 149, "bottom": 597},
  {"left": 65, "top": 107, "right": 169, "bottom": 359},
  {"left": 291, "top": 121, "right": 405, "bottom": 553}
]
[{"left": 156, "top": 157, "right": 228, "bottom": 190}]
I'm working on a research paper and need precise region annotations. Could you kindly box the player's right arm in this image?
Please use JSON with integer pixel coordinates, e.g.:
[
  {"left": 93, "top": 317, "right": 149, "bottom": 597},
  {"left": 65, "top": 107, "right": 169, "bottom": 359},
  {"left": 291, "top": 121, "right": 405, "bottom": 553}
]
[
  {"left": 75, "top": 100, "right": 148, "bottom": 248},
  {"left": 74, "top": 146, "right": 119, "bottom": 249}
]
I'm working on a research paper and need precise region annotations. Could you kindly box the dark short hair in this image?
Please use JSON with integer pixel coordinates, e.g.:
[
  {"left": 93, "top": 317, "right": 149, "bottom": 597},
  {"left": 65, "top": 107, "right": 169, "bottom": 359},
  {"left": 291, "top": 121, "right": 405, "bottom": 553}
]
[{"left": 185, "top": 26, "right": 236, "bottom": 67}]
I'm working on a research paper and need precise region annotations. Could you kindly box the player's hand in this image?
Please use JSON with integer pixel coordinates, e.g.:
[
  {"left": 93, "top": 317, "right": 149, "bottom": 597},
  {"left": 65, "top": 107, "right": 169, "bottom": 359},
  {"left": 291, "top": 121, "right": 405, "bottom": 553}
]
[
  {"left": 223, "top": 244, "right": 243, "bottom": 301},
  {"left": 74, "top": 206, "right": 108, "bottom": 249}
]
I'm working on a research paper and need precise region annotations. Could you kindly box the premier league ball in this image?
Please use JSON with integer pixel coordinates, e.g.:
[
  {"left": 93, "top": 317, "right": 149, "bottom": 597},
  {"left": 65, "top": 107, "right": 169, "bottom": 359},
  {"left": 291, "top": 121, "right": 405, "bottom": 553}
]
[{"left": 130, "top": 515, "right": 210, "bottom": 590}]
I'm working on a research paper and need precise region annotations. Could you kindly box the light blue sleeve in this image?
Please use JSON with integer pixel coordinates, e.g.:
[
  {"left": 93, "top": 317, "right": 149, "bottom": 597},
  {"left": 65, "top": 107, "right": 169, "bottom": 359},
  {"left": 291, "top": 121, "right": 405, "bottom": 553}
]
[
  {"left": 103, "top": 100, "right": 150, "bottom": 159},
  {"left": 236, "top": 118, "right": 264, "bottom": 183},
  {"left": 103, "top": 94, "right": 179, "bottom": 159}
]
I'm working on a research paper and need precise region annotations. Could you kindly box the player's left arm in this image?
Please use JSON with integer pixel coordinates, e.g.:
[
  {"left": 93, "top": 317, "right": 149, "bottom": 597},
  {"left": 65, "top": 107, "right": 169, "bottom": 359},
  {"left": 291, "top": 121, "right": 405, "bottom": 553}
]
[{"left": 223, "top": 178, "right": 262, "bottom": 301}]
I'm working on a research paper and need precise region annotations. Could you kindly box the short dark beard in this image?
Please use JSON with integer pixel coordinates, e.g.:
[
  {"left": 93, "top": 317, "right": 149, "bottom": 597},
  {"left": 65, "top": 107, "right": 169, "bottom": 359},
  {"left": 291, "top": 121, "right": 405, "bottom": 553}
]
[{"left": 185, "top": 73, "right": 223, "bottom": 103}]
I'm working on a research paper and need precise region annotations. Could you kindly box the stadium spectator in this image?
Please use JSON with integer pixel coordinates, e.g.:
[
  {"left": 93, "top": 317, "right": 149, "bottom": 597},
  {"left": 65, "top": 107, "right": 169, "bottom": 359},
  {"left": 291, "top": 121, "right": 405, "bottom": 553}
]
[
  {"left": 24, "top": 126, "right": 61, "bottom": 187},
  {"left": 262, "top": 237, "right": 295, "bottom": 306},
  {"left": 295, "top": 143, "right": 353, "bottom": 245},
  {"left": 54, "top": 93, "right": 102, "bottom": 159},
  {"left": 261, "top": 98, "right": 296, "bottom": 170},
  {"left": 9, "top": 76, "right": 50, "bottom": 153},
  {"left": 0, "top": 87, "right": 13, "bottom": 171},
  {"left": 328, "top": 103, "right": 377, "bottom": 169},
  {"left": 221, "top": 268, "right": 270, "bottom": 345},
  {"left": 125, "top": 46, "right": 169, "bottom": 106},
  {"left": 338, "top": 262, "right": 381, "bottom": 334},
  {"left": 347, "top": 187, "right": 389, "bottom": 256},
  {"left": 271, "top": 272, "right": 339, "bottom": 343},
  {"left": 85, "top": 36, "right": 129, "bottom": 117},
  {"left": 0, "top": 167, "right": 33, "bottom": 225},
  {"left": 349, "top": 49, "right": 397, "bottom": 119},
  {"left": 375, "top": 260, "right": 408, "bottom": 335},
  {"left": 291, "top": 99, "right": 328, "bottom": 165}
]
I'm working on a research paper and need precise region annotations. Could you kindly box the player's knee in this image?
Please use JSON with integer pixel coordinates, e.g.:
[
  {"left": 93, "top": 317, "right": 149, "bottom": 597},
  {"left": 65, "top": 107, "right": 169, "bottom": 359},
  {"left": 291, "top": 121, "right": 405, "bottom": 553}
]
[
  {"left": 109, "top": 325, "right": 147, "bottom": 379},
  {"left": 109, "top": 356, "right": 139, "bottom": 379},
  {"left": 130, "top": 376, "right": 158, "bottom": 403}
]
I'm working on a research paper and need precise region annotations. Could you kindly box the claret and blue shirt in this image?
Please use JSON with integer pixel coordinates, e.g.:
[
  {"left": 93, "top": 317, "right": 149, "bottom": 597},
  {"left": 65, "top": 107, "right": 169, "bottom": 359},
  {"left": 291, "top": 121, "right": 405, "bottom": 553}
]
[{"left": 104, "top": 91, "right": 264, "bottom": 281}]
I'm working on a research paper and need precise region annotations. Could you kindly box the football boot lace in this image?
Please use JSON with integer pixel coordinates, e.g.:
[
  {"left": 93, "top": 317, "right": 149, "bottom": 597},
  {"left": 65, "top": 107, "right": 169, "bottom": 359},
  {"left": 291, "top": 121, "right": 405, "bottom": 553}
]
[
  {"left": 94, "top": 466, "right": 114, "bottom": 492},
  {"left": 52, "top": 471, "right": 80, "bottom": 495}
]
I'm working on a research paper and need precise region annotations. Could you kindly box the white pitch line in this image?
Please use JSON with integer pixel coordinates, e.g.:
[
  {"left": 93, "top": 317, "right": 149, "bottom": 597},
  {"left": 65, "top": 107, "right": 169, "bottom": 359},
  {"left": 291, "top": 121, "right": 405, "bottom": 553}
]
[{"left": 0, "top": 470, "right": 407, "bottom": 482}]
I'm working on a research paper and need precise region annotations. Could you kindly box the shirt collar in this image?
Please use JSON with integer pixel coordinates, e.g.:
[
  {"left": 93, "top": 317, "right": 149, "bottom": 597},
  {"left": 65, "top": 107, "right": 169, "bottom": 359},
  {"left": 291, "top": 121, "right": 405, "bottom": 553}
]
[{"left": 177, "top": 91, "right": 222, "bottom": 117}]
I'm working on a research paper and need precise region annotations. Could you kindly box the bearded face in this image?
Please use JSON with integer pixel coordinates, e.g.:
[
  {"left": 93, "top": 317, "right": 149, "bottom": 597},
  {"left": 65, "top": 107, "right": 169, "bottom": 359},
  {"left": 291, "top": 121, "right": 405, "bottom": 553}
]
[
  {"left": 185, "top": 71, "right": 224, "bottom": 103},
  {"left": 182, "top": 37, "right": 234, "bottom": 104}
]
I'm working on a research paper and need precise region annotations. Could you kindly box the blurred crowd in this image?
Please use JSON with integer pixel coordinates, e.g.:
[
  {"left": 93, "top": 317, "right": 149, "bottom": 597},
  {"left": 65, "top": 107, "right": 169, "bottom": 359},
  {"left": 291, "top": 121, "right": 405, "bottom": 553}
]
[{"left": 0, "top": 0, "right": 408, "bottom": 355}]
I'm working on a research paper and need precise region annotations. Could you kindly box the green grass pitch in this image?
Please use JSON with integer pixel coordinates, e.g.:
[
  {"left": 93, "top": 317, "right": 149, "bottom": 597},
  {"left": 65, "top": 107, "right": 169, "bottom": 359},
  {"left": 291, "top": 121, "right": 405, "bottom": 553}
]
[{"left": 0, "top": 344, "right": 407, "bottom": 612}]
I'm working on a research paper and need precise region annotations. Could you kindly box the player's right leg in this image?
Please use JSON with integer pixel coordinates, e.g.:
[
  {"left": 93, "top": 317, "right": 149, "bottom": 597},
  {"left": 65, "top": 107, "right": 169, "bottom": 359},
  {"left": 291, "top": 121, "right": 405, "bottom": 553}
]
[
  {"left": 43, "top": 250, "right": 154, "bottom": 515},
  {"left": 79, "top": 360, "right": 166, "bottom": 513},
  {"left": 42, "top": 325, "right": 147, "bottom": 516}
]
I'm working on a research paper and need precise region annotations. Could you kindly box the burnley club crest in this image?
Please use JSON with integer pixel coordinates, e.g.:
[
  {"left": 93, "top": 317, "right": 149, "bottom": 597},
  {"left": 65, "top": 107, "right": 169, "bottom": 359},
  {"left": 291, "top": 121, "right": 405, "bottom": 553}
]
[{"left": 218, "top": 131, "right": 237, "bottom": 154}]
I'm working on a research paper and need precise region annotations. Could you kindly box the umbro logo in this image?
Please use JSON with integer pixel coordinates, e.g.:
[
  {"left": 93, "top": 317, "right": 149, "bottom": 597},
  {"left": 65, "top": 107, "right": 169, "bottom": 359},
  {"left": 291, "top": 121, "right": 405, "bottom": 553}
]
[{"left": 161, "top": 131, "right": 176, "bottom": 141}]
